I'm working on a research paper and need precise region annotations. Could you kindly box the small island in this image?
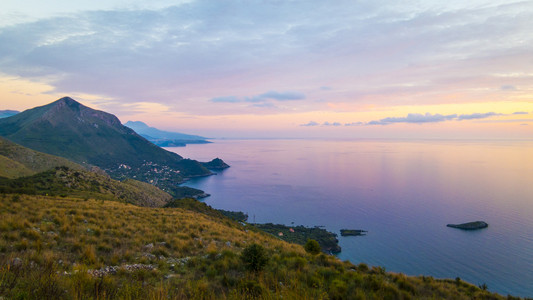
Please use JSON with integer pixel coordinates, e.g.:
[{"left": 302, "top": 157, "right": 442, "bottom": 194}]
[
  {"left": 446, "top": 221, "right": 488, "bottom": 230},
  {"left": 340, "top": 229, "right": 368, "bottom": 236}
]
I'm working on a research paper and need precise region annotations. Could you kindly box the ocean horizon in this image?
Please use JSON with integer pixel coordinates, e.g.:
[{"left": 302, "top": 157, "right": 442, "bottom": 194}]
[{"left": 168, "top": 138, "right": 533, "bottom": 297}]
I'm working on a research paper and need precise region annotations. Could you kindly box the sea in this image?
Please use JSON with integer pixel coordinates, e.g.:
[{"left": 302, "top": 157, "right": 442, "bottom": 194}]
[{"left": 166, "top": 139, "right": 533, "bottom": 297}]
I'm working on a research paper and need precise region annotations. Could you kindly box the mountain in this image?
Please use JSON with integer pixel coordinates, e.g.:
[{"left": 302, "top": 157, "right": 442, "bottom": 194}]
[
  {"left": 0, "top": 97, "right": 225, "bottom": 197},
  {"left": 124, "top": 121, "right": 206, "bottom": 140},
  {"left": 0, "top": 136, "right": 84, "bottom": 179},
  {"left": 124, "top": 120, "right": 210, "bottom": 147},
  {"left": 0, "top": 97, "right": 186, "bottom": 169},
  {"left": 0, "top": 110, "right": 19, "bottom": 119}
]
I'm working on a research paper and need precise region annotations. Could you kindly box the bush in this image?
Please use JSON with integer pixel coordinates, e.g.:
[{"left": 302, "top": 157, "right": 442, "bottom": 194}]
[
  {"left": 304, "top": 239, "right": 321, "bottom": 255},
  {"left": 329, "top": 279, "right": 347, "bottom": 300},
  {"left": 240, "top": 243, "right": 268, "bottom": 272},
  {"left": 239, "top": 279, "right": 264, "bottom": 298}
]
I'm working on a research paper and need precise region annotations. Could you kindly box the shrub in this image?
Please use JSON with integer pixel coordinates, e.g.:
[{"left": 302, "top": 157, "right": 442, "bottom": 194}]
[
  {"left": 382, "top": 284, "right": 401, "bottom": 300},
  {"left": 239, "top": 279, "right": 264, "bottom": 298},
  {"left": 241, "top": 243, "right": 268, "bottom": 273},
  {"left": 304, "top": 239, "right": 321, "bottom": 255},
  {"left": 329, "top": 279, "right": 347, "bottom": 300},
  {"left": 82, "top": 245, "right": 97, "bottom": 265},
  {"left": 289, "top": 257, "right": 307, "bottom": 271},
  {"left": 397, "top": 277, "right": 416, "bottom": 294},
  {"left": 358, "top": 263, "right": 369, "bottom": 272},
  {"left": 307, "top": 274, "right": 321, "bottom": 288},
  {"left": 11, "top": 195, "right": 20, "bottom": 202}
]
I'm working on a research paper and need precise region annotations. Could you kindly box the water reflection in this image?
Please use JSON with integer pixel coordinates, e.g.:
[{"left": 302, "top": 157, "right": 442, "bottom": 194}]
[{"left": 167, "top": 139, "right": 533, "bottom": 297}]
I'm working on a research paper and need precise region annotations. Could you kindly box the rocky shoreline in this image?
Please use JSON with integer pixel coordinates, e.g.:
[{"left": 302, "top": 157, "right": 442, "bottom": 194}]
[{"left": 340, "top": 229, "right": 367, "bottom": 236}]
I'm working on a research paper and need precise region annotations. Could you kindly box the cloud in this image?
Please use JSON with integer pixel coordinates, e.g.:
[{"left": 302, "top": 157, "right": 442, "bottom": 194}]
[
  {"left": 501, "top": 85, "right": 517, "bottom": 91},
  {"left": 457, "top": 112, "right": 502, "bottom": 120},
  {"left": 301, "top": 121, "right": 319, "bottom": 127},
  {"left": 513, "top": 111, "right": 528, "bottom": 115},
  {"left": 475, "top": 118, "right": 533, "bottom": 123},
  {"left": 255, "top": 91, "right": 305, "bottom": 101},
  {"left": 251, "top": 102, "right": 276, "bottom": 108},
  {"left": 1, "top": 0, "right": 533, "bottom": 118},
  {"left": 301, "top": 121, "right": 342, "bottom": 126},
  {"left": 345, "top": 122, "right": 364, "bottom": 126},
  {"left": 211, "top": 90, "right": 305, "bottom": 104},
  {"left": 367, "top": 113, "right": 457, "bottom": 125},
  {"left": 211, "top": 96, "right": 241, "bottom": 103},
  {"left": 319, "top": 111, "right": 513, "bottom": 128},
  {"left": 323, "top": 121, "right": 341, "bottom": 126}
]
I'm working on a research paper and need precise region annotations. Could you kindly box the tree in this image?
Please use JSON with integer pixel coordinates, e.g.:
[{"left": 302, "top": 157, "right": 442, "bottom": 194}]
[
  {"left": 241, "top": 243, "right": 269, "bottom": 272},
  {"left": 305, "top": 239, "right": 321, "bottom": 255}
]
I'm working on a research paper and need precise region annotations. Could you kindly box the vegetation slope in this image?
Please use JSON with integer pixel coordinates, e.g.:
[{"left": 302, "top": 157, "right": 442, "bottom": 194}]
[
  {"left": 0, "top": 137, "right": 84, "bottom": 179},
  {"left": 0, "top": 167, "right": 172, "bottom": 207},
  {"left": 0, "top": 193, "right": 514, "bottom": 299}
]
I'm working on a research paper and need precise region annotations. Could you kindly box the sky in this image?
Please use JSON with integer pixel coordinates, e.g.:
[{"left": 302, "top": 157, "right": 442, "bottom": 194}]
[{"left": 0, "top": 0, "right": 532, "bottom": 139}]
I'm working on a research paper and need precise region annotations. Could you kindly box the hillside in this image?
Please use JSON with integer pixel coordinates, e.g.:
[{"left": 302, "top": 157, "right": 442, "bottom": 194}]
[
  {"left": 125, "top": 120, "right": 210, "bottom": 147},
  {"left": 0, "top": 155, "right": 33, "bottom": 179},
  {"left": 0, "top": 137, "right": 84, "bottom": 179},
  {"left": 0, "top": 136, "right": 177, "bottom": 206},
  {"left": 0, "top": 97, "right": 225, "bottom": 198},
  {"left": 0, "top": 194, "right": 510, "bottom": 299},
  {"left": 0, "top": 166, "right": 172, "bottom": 207},
  {"left": 252, "top": 223, "right": 342, "bottom": 254}
]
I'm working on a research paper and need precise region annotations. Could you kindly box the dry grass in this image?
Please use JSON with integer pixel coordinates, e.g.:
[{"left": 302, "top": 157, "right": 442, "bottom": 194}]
[{"left": 0, "top": 193, "right": 512, "bottom": 299}]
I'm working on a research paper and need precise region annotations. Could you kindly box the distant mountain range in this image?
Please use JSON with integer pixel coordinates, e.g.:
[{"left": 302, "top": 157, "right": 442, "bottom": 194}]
[
  {"left": 0, "top": 97, "right": 228, "bottom": 198},
  {"left": 124, "top": 121, "right": 210, "bottom": 147},
  {"left": 0, "top": 110, "right": 19, "bottom": 119},
  {"left": 125, "top": 121, "right": 207, "bottom": 140}
]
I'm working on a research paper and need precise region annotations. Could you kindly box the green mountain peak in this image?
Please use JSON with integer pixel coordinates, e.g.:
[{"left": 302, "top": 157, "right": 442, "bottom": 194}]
[{"left": 0, "top": 97, "right": 225, "bottom": 198}]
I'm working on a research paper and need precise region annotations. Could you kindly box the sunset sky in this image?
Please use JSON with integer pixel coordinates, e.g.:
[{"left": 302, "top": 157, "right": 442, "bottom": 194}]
[{"left": 0, "top": 0, "right": 532, "bottom": 139}]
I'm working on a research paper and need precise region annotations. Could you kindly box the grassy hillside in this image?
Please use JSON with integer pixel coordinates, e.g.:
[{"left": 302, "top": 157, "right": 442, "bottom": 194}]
[
  {"left": 252, "top": 223, "right": 342, "bottom": 254},
  {"left": 0, "top": 155, "right": 34, "bottom": 179},
  {"left": 0, "top": 167, "right": 172, "bottom": 207},
  {"left": 0, "top": 194, "right": 512, "bottom": 299},
  {"left": 0, "top": 137, "right": 84, "bottom": 179}
]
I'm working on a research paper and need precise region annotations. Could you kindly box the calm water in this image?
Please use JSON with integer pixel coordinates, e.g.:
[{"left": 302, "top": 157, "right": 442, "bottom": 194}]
[{"left": 167, "top": 139, "right": 533, "bottom": 297}]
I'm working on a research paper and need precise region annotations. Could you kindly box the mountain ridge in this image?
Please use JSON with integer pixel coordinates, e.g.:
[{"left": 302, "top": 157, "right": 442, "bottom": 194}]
[
  {"left": 124, "top": 120, "right": 210, "bottom": 147},
  {"left": 124, "top": 120, "right": 207, "bottom": 140},
  {"left": 0, "top": 110, "right": 19, "bottom": 119},
  {"left": 0, "top": 97, "right": 226, "bottom": 198}
]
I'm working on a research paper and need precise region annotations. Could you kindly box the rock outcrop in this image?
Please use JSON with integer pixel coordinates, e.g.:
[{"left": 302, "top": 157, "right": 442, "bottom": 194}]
[{"left": 447, "top": 221, "right": 488, "bottom": 230}]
